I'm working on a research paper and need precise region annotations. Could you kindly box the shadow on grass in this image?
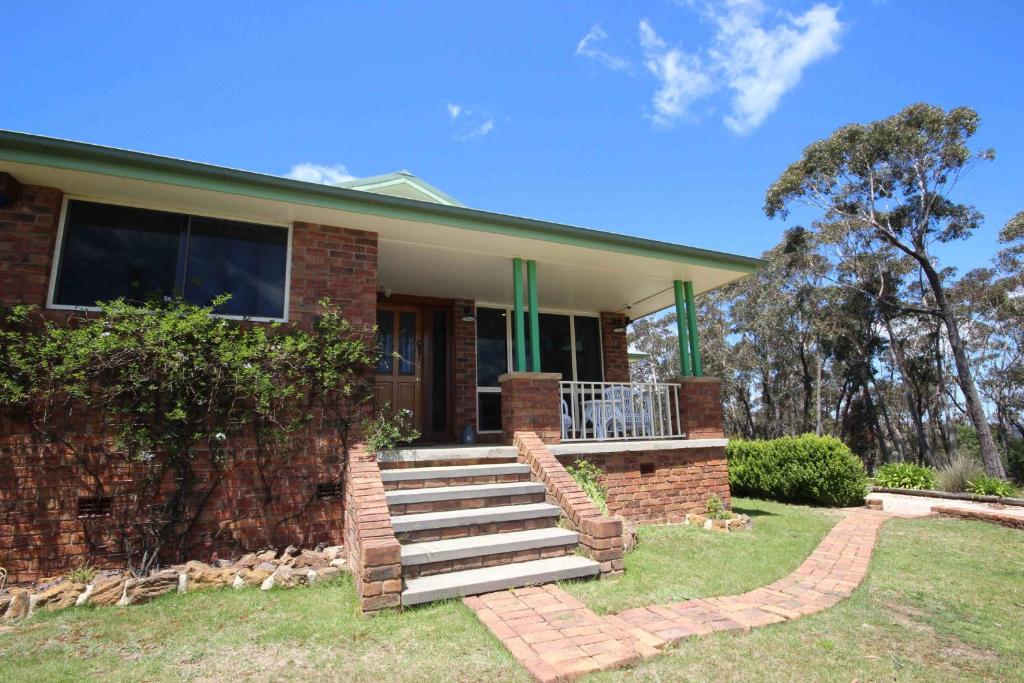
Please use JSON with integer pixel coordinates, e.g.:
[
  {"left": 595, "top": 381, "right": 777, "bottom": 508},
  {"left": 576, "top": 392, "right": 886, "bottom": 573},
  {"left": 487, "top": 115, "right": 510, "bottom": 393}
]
[{"left": 732, "top": 505, "right": 778, "bottom": 518}]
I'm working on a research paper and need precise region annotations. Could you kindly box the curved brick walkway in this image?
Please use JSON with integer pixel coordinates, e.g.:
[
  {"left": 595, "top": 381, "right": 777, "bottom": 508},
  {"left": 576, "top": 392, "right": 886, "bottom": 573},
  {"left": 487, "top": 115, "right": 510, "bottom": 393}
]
[{"left": 465, "top": 508, "right": 890, "bottom": 682}]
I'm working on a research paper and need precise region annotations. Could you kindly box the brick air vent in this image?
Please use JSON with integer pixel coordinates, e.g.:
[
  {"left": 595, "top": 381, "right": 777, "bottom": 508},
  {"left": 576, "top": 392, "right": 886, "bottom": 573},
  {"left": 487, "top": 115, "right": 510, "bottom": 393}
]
[
  {"left": 640, "top": 463, "right": 656, "bottom": 476},
  {"left": 77, "top": 496, "right": 112, "bottom": 518},
  {"left": 316, "top": 481, "right": 344, "bottom": 500}
]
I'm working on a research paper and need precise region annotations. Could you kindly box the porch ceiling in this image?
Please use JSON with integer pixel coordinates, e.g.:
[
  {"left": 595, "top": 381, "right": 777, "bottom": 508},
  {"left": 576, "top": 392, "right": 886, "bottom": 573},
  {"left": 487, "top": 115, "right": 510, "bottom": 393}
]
[{"left": 0, "top": 132, "right": 762, "bottom": 319}]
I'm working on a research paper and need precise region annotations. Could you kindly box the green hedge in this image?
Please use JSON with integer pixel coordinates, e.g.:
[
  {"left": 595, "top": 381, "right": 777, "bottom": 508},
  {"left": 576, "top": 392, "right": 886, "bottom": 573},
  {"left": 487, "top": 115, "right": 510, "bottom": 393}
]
[{"left": 727, "top": 435, "right": 868, "bottom": 507}]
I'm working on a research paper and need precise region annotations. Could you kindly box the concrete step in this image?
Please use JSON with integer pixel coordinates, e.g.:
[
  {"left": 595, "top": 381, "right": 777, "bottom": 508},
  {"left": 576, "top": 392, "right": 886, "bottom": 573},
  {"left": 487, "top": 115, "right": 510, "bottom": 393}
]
[
  {"left": 401, "top": 527, "right": 580, "bottom": 566},
  {"left": 378, "top": 445, "right": 518, "bottom": 465},
  {"left": 391, "top": 503, "right": 562, "bottom": 534},
  {"left": 380, "top": 463, "right": 531, "bottom": 482},
  {"left": 386, "top": 481, "right": 546, "bottom": 506},
  {"left": 402, "top": 555, "right": 601, "bottom": 605}
]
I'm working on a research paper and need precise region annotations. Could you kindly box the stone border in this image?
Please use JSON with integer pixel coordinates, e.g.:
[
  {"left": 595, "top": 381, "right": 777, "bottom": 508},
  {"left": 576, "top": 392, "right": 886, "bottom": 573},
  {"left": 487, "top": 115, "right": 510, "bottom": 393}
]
[
  {"left": 344, "top": 444, "right": 402, "bottom": 613},
  {"left": 931, "top": 506, "right": 1024, "bottom": 530},
  {"left": 548, "top": 438, "right": 729, "bottom": 456},
  {"left": 513, "top": 432, "right": 624, "bottom": 575},
  {"left": 869, "top": 486, "right": 1024, "bottom": 507}
]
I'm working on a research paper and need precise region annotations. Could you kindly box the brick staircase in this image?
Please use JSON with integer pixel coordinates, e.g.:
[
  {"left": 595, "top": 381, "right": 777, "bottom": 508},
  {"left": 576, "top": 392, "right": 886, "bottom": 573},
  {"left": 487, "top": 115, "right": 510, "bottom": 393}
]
[{"left": 379, "top": 448, "right": 601, "bottom": 606}]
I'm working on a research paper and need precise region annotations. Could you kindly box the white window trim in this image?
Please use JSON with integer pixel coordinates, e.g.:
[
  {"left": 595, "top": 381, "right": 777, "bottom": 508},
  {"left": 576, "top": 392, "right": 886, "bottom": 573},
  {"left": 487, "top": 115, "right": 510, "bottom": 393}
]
[
  {"left": 46, "top": 195, "right": 293, "bottom": 324},
  {"left": 474, "top": 305, "right": 605, "bottom": 434}
]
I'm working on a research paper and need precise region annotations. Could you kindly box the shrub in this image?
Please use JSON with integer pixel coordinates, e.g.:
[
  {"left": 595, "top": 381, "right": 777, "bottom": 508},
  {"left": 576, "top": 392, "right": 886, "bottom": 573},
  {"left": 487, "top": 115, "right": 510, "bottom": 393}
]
[
  {"left": 705, "top": 494, "right": 731, "bottom": 520},
  {"left": 875, "top": 462, "right": 937, "bottom": 490},
  {"left": 727, "top": 434, "right": 868, "bottom": 507},
  {"left": 966, "top": 475, "right": 1017, "bottom": 497},
  {"left": 565, "top": 459, "right": 607, "bottom": 514},
  {"left": 936, "top": 454, "right": 984, "bottom": 493}
]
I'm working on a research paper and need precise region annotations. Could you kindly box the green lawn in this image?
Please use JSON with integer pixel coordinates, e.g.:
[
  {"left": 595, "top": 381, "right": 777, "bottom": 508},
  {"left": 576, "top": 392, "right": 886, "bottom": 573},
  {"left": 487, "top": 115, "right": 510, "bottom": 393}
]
[{"left": 2, "top": 499, "right": 1022, "bottom": 682}]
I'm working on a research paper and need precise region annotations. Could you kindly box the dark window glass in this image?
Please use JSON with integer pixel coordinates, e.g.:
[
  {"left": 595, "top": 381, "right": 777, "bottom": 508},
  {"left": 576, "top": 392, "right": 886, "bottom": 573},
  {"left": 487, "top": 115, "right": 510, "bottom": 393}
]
[
  {"left": 376, "top": 310, "right": 394, "bottom": 374},
  {"left": 183, "top": 217, "right": 287, "bottom": 318},
  {"left": 574, "top": 316, "right": 603, "bottom": 381},
  {"left": 54, "top": 200, "right": 289, "bottom": 319},
  {"left": 55, "top": 201, "right": 181, "bottom": 306},
  {"left": 398, "top": 312, "right": 417, "bottom": 375},
  {"left": 476, "top": 307, "right": 508, "bottom": 387},
  {"left": 478, "top": 392, "right": 502, "bottom": 431},
  {"left": 538, "top": 314, "right": 572, "bottom": 380}
]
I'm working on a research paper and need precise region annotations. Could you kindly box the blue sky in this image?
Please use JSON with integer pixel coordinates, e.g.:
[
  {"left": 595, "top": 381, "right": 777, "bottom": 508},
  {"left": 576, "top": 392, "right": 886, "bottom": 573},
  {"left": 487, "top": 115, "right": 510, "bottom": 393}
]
[{"left": 3, "top": 1, "right": 1022, "bottom": 273}]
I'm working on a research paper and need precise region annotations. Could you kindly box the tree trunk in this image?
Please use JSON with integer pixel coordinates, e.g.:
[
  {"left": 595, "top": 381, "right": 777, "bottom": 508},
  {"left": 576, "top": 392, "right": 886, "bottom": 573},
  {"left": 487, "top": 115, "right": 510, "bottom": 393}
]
[{"left": 919, "top": 259, "right": 1006, "bottom": 478}]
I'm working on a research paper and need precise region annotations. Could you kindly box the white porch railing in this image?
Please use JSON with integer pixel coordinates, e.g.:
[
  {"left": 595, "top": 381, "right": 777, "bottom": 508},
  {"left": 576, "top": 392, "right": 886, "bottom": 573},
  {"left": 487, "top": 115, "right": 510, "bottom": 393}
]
[{"left": 559, "top": 381, "right": 684, "bottom": 442}]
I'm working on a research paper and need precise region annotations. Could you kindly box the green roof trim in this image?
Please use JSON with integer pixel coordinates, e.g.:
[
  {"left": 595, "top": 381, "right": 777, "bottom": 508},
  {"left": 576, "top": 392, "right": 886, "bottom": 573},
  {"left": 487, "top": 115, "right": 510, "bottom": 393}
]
[
  {"left": 0, "top": 130, "right": 765, "bottom": 273},
  {"left": 336, "top": 170, "right": 467, "bottom": 207}
]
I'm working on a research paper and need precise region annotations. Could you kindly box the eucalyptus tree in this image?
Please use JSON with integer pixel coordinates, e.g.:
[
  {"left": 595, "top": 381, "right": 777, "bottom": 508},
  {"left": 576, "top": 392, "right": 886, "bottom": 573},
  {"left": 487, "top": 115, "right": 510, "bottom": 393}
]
[{"left": 765, "top": 104, "right": 1006, "bottom": 477}]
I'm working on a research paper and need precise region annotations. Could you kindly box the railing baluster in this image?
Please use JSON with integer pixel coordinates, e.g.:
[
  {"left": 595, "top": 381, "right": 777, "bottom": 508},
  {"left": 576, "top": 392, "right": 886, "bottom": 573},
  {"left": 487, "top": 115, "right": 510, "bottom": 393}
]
[{"left": 558, "top": 380, "right": 684, "bottom": 442}]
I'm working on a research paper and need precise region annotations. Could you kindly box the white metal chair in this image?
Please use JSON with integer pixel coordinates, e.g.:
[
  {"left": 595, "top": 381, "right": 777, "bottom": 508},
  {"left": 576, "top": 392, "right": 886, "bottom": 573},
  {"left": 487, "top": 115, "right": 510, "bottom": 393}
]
[
  {"left": 603, "top": 385, "right": 654, "bottom": 438},
  {"left": 561, "top": 399, "right": 576, "bottom": 440}
]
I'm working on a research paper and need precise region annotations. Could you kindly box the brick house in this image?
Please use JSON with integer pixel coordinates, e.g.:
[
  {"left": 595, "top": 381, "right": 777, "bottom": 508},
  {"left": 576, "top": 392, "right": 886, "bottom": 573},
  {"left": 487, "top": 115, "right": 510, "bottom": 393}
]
[{"left": 0, "top": 131, "right": 761, "bottom": 610}]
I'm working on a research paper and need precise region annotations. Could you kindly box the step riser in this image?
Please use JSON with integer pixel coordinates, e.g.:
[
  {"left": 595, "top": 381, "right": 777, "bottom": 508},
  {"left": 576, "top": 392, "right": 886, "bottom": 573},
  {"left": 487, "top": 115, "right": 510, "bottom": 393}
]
[
  {"left": 383, "top": 473, "right": 531, "bottom": 491},
  {"left": 379, "top": 457, "right": 518, "bottom": 470},
  {"left": 389, "top": 493, "right": 547, "bottom": 516},
  {"left": 397, "top": 517, "right": 559, "bottom": 544},
  {"left": 404, "top": 545, "right": 576, "bottom": 579}
]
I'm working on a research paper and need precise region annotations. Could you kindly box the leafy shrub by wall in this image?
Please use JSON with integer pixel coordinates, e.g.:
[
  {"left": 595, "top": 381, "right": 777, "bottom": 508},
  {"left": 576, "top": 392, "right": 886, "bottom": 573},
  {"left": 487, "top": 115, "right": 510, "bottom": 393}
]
[
  {"left": 727, "top": 434, "right": 868, "bottom": 507},
  {"left": 875, "top": 462, "right": 937, "bottom": 490}
]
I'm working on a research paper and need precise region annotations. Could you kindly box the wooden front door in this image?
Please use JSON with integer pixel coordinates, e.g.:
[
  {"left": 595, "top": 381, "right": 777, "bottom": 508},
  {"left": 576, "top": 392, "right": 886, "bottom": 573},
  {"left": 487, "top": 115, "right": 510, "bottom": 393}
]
[{"left": 374, "top": 305, "right": 423, "bottom": 431}]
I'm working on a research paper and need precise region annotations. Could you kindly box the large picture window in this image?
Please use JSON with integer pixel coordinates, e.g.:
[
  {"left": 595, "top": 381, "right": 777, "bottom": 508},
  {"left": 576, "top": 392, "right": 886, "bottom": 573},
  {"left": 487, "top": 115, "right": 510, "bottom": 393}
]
[
  {"left": 52, "top": 200, "right": 289, "bottom": 319},
  {"left": 475, "top": 307, "right": 603, "bottom": 433}
]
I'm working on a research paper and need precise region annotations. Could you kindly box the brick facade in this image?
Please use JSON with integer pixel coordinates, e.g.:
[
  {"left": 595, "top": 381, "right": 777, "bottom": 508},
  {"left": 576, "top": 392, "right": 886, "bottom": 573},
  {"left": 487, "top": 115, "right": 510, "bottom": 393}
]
[
  {"left": 677, "top": 377, "right": 725, "bottom": 439},
  {"left": 0, "top": 185, "right": 378, "bottom": 585},
  {"left": 600, "top": 312, "right": 630, "bottom": 383},
  {"left": 498, "top": 372, "right": 563, "bottom": 444},
  {"left": 559, "top": 445, "right": 731, "bottom": 523},
  {"left": 452, "top": 298, "right": 477, "bottom": 437},
  {"left": 515, "top": 432, "right": 624, "bottom": 575}
]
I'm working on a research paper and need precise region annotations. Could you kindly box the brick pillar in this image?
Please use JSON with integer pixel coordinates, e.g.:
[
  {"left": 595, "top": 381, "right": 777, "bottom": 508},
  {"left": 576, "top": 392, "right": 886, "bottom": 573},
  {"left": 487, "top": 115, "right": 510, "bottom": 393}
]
[
  {"left": 600, "top": 312, "right": 630, "bottom": 382},
  {"left": 498, "top": 372, "right": 562, "bottom": 444},
  {"left": 0, "top": 181, "right": 62, "bottom": 308},
  {"left": 676, "top": 377, "right": 725, "bottom": 439},
  {"left": 452, "top": 299, "right": 477, "bottom": 436}
]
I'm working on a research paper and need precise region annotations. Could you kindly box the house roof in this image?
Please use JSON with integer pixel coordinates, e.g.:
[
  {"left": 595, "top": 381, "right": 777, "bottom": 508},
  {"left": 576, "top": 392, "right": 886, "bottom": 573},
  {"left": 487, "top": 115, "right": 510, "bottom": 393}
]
[
  {"left": 336, "top": 171, "right": 467, "bottom": 207},
  {"left": 0, "top": 130, "right": 765, "bottom": 318}
]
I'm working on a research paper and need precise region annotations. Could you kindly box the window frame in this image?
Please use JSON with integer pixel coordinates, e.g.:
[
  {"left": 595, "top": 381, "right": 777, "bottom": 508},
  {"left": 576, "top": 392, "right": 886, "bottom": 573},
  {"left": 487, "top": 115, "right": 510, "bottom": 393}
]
[
  {"left": 46, "top": 195, "right": 293, "bottom": 323},
  {"left": 474, "top": 304, "right": 605, "bottom": 434}
]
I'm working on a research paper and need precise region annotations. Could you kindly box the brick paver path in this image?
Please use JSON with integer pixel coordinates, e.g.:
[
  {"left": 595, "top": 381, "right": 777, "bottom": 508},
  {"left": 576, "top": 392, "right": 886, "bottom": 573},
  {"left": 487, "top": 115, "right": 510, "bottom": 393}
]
[{"left": 465, "top": 508, "right": 890, "bottom": 682}]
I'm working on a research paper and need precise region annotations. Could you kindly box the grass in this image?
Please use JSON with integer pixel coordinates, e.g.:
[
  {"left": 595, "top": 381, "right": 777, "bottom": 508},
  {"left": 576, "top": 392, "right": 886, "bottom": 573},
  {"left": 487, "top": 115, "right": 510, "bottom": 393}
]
[
  {"left": 562, "top": 498, "right": 840, "bottom": 613},
  {"left": 2, "top": 498, "right": 1022, "bottom": 682},
  {"left": 0, "top": 576, "right": 528, "bottom": 682}
]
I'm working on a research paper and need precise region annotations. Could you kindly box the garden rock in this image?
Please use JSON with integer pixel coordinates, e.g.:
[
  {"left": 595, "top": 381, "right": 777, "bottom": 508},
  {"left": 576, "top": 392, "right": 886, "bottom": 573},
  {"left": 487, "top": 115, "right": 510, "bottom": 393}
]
[
  {"left": 30, "top": 580, "right": 84, "bottom": 613},
  {"left": 2, "top": 591, "right": 29, "bottom": 622},
  {"left": 87, "top": 575, "right": 127, "bottom": 606},
  {"left": 313, "top": 566, "right": 342, "bottom": 583},
  {"left": 182, "top": 561, "right": 236, "bottom": 590},
  {"left": 283, "top": 545, "right": 300, "bottom": 557},
  {"left": 119, "top": 570, "right": 179, "bottom": 606},
  {"left": 291, "top": 550, "right": 329, "bottom": 569},
  {"left": 255, "top": 549, "right": 278, "bottom": 562},
  {"left": 614, "top": 516, "right": 638, "bottom": 552}
]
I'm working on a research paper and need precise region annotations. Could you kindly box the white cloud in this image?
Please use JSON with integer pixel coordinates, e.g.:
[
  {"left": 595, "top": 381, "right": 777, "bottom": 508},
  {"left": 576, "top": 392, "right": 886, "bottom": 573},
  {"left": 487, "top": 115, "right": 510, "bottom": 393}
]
[
  {"left": 284, "top": 162, "right": 356, "bottom": 185},
  {"left": 576, "top": 24, "right": 631, "bottom": 72},
  {"left": 711, "top": 1, "right": 842, "bottom": 134},
  {"left": 457, "top": 117, "right": 494, "bottom": 141},
  {"left": 446, "top": 102, "right": 462, "bottom": 119},
  {"left": 582, "top": 2, "right": 842, "bottom": 133},
  {"left": 639, "top": 19, "right": 716, "bottom": 125}
]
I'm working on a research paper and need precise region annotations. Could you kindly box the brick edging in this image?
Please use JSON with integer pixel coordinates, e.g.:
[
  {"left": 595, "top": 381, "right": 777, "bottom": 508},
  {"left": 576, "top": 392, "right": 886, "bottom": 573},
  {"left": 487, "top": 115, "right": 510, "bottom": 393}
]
[
  {"left": 931, "top": 506, "right": 1024, "bottom": 530},
  {"left": 344, "top": 444, "right": 402, "bottom": 613},
  {"left": 513, "top": 431, "right": 624, "bottom": 575}
]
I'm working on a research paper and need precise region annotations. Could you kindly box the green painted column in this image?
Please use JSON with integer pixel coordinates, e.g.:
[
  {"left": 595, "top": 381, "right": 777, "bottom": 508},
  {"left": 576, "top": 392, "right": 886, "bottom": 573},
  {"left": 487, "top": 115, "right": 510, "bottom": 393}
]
[
  {"left": 513, "top": 258, "right": 526, "bottom": 372},
  {"left": 527, "top": 260, "right": 541, "bottom": 372},
  {"left": 684, "top": 280, "right": 702, "bottom": 376},
  {"left": 673, "top": 280, "right": 692, "bottom": 377}
]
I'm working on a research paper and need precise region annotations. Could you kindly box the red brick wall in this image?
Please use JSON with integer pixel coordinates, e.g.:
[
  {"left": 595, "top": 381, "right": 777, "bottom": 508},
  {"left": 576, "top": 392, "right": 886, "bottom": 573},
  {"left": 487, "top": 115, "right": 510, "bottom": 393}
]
[
  {"left": 559, "top": 446, "right": 731, "bottom": 524},
  {"left": 344, "top": 444, "right": 401, "bottom": 613},
  {"left": 677, "top": 377, "right": 725, "bottom": 439},
  {"left": 0, "top": 183, "right": 62, "bottom": 308},
  {"left": 600, "top": 312, "right": 630, "bottom": 383},
  {"left": 453, "top": 298, "right": 477, "bottom": 437},
  {"left": 0, "top": 185, "right": 381, "bottom": 584},
  {"left": 499, "top": 372, "right": 562, "bottom": 444}
]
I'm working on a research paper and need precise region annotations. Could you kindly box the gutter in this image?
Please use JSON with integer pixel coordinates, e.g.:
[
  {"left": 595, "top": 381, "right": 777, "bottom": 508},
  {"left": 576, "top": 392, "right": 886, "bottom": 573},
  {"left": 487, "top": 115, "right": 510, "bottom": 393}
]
[{"left": 0, "top": 130, "right": 766, "bottom": 273}]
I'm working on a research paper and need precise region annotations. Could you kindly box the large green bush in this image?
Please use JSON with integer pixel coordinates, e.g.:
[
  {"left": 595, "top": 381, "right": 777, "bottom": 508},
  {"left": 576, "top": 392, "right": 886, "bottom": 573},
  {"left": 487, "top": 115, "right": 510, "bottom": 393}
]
[
  {"left": 727, "top": 435, "right": 868, "bottom": 507},
  {"left": 874, "top": 462, "right": 937, "bottom": 490}
]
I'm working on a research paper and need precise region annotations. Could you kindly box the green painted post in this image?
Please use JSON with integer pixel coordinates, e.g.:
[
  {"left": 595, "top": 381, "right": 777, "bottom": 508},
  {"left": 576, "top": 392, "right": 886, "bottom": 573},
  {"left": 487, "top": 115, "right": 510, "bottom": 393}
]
[
  {"left": 527, "top": 260, "right": 541, "bottom": 372},
  {"left": 513, "top": 258, "right": 526, "bottom": 372},
  {"left": 673, "top": 280, "right": 692, "bottom": 377},
  {"left": 684, "top": 281, "right": 702, "bottom": 376}
]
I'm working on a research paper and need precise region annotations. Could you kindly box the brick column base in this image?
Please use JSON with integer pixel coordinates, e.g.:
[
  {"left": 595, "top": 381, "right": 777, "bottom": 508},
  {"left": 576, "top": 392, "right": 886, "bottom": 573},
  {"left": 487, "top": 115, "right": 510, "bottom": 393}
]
[
  {"left": 499, "top": 372, "right": 562, "bottom": 444},
  {"left": 677, "top": 377, "right": 725, "bottom": 439},
  {"left": 344, "top": 444, "right": 402, "bottom": 614}
]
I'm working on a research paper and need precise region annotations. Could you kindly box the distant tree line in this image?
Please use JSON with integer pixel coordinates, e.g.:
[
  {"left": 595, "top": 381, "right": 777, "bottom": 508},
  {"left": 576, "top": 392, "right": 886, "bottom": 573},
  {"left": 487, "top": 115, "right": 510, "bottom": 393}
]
[{"left": 630, "top": 104, "right": 1023, "bottom": 480}]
